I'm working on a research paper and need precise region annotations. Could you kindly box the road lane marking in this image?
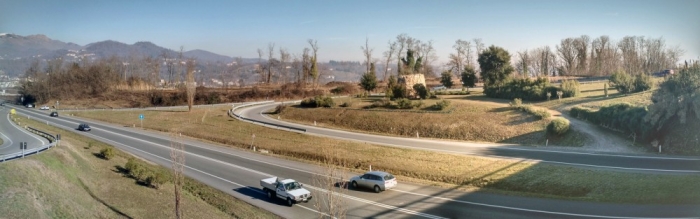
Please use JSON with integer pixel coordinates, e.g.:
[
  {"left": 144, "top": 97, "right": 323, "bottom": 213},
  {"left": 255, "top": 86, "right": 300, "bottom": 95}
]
[
  {"left": 14, "top": 107, "right": 700, "bottom": 218},
  {"left": 6, "top": 112, "right": 46, "bottom": 146},
  {"left": 14, "top": 109, "right": 443, "bottom": 219}
]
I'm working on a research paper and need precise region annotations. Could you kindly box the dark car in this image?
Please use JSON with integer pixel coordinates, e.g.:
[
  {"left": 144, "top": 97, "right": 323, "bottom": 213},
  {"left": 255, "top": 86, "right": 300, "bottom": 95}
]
[
  {"left": 50, "top": 112, "right": 58, "bottom": 117},
  {"left": 78, "top": 123, "right": 91, "bottom": 131}
]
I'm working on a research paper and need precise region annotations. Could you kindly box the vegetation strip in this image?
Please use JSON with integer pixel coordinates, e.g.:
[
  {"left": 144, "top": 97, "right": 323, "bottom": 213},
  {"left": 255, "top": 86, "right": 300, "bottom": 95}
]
[
  {"left": 8, "top": 114, "right": 279, "bottom": 219},
  {"left": 73, "top": 107, "right": 700, "bottom": 204}
]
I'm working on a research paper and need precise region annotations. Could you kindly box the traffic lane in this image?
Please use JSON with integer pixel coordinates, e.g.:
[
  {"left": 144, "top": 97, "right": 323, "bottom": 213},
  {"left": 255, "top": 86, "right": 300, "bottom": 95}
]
[
  {"left": 16, "top": 105, "right": 700, "bottom": 216},
  {"left": 30, "top": 119, "right": 320, "bottom": 219},
  {"left": 0, "top": 107, "right": 46, "bottom": 154},
  {"left": 13, "top": 108, "right": 437, "bottom": 219},
  {"left": 242, "top": 104, "right": 700, "bottom": 173}
]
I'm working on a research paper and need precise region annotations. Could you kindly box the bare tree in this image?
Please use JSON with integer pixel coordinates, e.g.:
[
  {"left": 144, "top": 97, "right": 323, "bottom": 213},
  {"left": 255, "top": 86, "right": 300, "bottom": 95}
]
[
  {"left": 257, "top": 48, "right": 264, "bottom": 83},
  {"left": 417, "top": 40, "right": 437, "bottom": 76},
  {"left": 266, "top": 43, "right": 276, "bottom": 84},
  {"left": 395, "top": 34, "right": 408, "bottom": 75},
  {"left": 178, "top": 46, "right": 185, "bottom": 85},
  {"left": 308, "top": 39, "right": 319, "bottom": 89},
  {"left": 361, "top": 37, "right": 374, "bottom": 73},
  {"left": 449, "top": 39, "right": 472, "bottom": 75},
  {"left": 186, "top": 59, "right": 196, "bottom": 112},
  {"left": 302, "top": 48, "right": 311, "bottom": 85},
  {"left": 279, "top": 48, "right": 290, "bottom": 84},
  {"left": 161, "top": 50, "right": 176, "bottom": 86},
  {"left": 382, "top": 41, "right": 397, "bottom": 81},
  {"left": 574, "top": 35, "right": 591, "bottom": 75},
  {"left": 557, "top": 37, "right": 578, "bottom": 75},
  {"left": 170, "top": 129, "right": 186, "bottom": 219},
  {"left": 312, "top": 143, "right": 348, "bottom": 219},
  {"left": 516, "top": 50, "right": 532, "bottom": 76}
]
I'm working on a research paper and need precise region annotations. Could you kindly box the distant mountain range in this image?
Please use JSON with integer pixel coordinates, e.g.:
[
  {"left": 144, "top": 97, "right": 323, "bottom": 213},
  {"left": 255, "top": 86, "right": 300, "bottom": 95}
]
[{"left": 0, "top": 33, "right": 259, "bottom": 76}]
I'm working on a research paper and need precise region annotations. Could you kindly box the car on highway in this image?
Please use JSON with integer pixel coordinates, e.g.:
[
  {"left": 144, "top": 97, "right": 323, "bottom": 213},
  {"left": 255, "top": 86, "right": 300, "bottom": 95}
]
[
  {"left": 40, "top": 105, "right": 50, "bottom": 110},
  {"left": 50, "top": 112, "right": 58, "bottom": 117},
  {"left": 26, "top": 104, "right": 34, "bottom": 108},
  {"left": 350, "top": 171, "right": 397, "bottom": 193},
  {"left": 78, "top": 123, "right": 91, "bottom": 131},
  {"left": 260, "top": 177, "right": 312, "bottom": 206}
]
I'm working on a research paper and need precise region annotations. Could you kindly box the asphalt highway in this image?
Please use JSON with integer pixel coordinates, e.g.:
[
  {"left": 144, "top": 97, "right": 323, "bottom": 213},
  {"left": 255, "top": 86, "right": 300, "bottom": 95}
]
[
  {"left": 6, "top": 105, "right": 700, "bottom": 218},
  {"left": 0, "top": 107, "right": 46, "bottom": 156},
  {"left": 239, "top": 103, "right": 700, "bottom": 174}
]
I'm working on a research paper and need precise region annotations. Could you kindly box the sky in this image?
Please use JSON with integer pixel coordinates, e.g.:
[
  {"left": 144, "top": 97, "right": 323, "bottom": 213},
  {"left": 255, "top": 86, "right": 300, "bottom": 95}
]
[{"left": 1, "top": 0, "right": 699, "bottom": 64}]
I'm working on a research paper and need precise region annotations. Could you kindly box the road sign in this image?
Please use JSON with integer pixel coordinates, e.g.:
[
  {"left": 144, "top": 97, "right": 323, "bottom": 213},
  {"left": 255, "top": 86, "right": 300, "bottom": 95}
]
[{"left": 139, "top": 114, "right": 144, "bottom": 120}]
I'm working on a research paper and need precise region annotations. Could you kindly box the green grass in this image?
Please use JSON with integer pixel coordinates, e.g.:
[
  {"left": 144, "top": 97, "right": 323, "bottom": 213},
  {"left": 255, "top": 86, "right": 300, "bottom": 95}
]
[
  {"left": 70, "top": 107, "right": 700, "bottom": 204},
  {"left": 3, "top": 115, "right": 278, "bottom": 219}
]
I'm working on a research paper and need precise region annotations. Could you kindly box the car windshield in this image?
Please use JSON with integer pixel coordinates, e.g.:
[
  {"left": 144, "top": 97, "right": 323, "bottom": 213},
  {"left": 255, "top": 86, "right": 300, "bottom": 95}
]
[
  {"left": 384, "top": 174, "right": 395, "bottom": 180},
  {"left": 284, "top": 182, "right": 301, "bottom": 191}
]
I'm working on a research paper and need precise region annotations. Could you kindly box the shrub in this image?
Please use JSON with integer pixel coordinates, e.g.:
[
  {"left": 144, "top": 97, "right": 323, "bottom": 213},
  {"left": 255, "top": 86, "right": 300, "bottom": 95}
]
[
  {"left": 610, "top": 70, "right": 635, "bottom": 93},
  {"left": 485, "top": 77, "right": 557, "bottom": 101},
  {"left": 433, "top": 99, "right": 451, "bottom": 110},
  {"left": 634, "top": 73, "right": 653, "bottom": 92},
  {"left": 413, "top": 100, "right": 424, "bottom": 108},
  {"left": 339, "top": 101, "right": 353, "bottom": 107},
  {"left": 547, "top": 118, "right": 570, "bottom": 136},
  {"left": 395, "top": 98, "right": 414, "bottom": 109},
  {"left": 413, "top": 83, "right": 429, "bottom": 99},
  {"left": 145, "top": 170, "right": 169, "bottom": 189},
  {"left": 389, "top": 84, "right": 407, "bottom": 100},
  {"left": 367, "top": 99, "right": 392, "bottom": 109},
  {"left": 560, "top": 79, "right": 581, "bottom": 97},
  {"left": 273, "top": 104, "right": 287, "bottom": 114},
  {"left": 300, "top": 95, "right": 335, "bottom": 108},
  {"left": 509, "top": 98, "right": 523, "bottom": 107},
  {"left": 99, "top": 147, "right": 115, "bottom": 160}
]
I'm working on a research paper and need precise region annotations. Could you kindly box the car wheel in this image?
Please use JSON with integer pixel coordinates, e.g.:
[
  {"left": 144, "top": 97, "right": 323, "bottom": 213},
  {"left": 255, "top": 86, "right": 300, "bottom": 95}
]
[
  {"left": 374, "top": 185, "right": 381, "bottom": 193},
  {"left": 287, "top": 198, "right": 294, "bottom": 206},
  {"left": 267, "top": 190, "right": 273, "bottom": 199},
  {"left": 352, "top": 181, "right": 358, "bottom": 189}
]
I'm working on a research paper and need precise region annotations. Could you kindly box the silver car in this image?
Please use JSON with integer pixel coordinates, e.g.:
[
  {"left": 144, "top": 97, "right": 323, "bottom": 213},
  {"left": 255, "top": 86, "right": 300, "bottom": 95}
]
[{"left": 349, "top": 171, "right": 397, "bottom": 193}]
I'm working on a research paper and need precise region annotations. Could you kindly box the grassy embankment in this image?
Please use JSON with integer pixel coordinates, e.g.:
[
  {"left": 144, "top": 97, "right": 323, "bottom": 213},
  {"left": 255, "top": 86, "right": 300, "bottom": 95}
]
[
  {"left": 0, "top": 115, "right": 278, "bottom": 219},
  {"left": 73, "top": 107, "right": 700, "bottom": 204},
  {"left": 279, "top": 92, "right": 589, "bottom": 147}
]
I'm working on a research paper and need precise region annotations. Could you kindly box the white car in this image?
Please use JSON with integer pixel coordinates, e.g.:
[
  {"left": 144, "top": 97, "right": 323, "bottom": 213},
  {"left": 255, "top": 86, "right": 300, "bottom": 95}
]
[
  {"left": 26, "top": 104, "right": 34, "bottom": 108},
  {"left": 350, "top": 171, "right": 397, "bottom": 193},
  {"left": 40, "top": 106, "right": 50, "bottom": 110}
]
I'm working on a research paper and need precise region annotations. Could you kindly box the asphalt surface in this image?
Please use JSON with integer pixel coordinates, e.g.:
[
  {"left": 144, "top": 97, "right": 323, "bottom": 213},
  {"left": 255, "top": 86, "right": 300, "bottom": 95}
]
[
  {"left": 239, "top": 103, "right": 700, "bottom": 174},
  {"left": 6, "top": 105, "right": 700, "bottom": 218},
  {"left": 0, "top": 107, "right": 46, "bottom": 156}
]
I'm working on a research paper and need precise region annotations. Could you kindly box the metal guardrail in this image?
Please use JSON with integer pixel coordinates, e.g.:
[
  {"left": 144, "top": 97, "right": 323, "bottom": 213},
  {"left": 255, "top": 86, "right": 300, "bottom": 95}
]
[
  {"left": 0, "top": 126, "right": 58, "bottom": 163},
  {"left": 228, "top": 101, "right": 307, "bottom": 133},
  {"left": 57, "top": 102, "right": 244, "bottom": 112}
]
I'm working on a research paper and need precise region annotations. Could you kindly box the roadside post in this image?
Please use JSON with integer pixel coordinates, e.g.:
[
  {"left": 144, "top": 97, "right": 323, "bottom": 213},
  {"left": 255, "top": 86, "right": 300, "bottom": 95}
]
[
  {"left": 251, "top": 134, "right": 256, "bottom": 151},
  {"left": 139, "top": 114, "right": 144, "bottom": 128},
  {"left": 20, "top": 142, "right": 26, "bottom": 158}
]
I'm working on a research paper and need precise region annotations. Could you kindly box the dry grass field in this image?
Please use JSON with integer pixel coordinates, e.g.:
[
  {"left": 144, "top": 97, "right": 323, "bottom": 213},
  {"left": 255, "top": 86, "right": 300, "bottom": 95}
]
[
  {"left": 71, "top": 107, "right": 700, "bottom": 204},
  {"left": 1, "top": 115, "right": 278, "bottom": 219}
]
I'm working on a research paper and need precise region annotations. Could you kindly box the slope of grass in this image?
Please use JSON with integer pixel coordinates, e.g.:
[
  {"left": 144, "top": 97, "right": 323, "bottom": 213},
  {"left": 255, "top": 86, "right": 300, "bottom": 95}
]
[
  {"left": 72, "top": 107, "right": 700, "bottom": 204},
  {"left": 2, "top": 115, "right": 278, "bottom": 219}
]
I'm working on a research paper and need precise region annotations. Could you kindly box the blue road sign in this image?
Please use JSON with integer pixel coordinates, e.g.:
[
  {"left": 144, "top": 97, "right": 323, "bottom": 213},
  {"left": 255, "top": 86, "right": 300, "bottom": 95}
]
[{"left": 139, "top": 114, "right": 144, "bottom": 120}]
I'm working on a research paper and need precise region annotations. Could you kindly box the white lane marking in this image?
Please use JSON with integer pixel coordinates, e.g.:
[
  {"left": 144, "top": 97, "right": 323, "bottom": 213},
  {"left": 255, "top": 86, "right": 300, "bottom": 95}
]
[
  {"left": 6, "top": 111, "right": 47, "bottom": 146},
  {"left": 0, "top": 114, "right": 15, "bottom": 150},
  {"left": 16, "top": 107, "right": 700, "bottom": 218},
  {"left": 249, "top": 103, "right": 700, "bottom": 161},
  {"left": 391, "top": 188, "right": 698, "bottom": 219},
  {"left": 17, "top": 110, "right": 442, "bottom": 219},
  {"left": 21, "top": 119, "right": 333, "bottom": 219},
  {"left": 246, "top": 106, "right": 700, "bottom": 173}
]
